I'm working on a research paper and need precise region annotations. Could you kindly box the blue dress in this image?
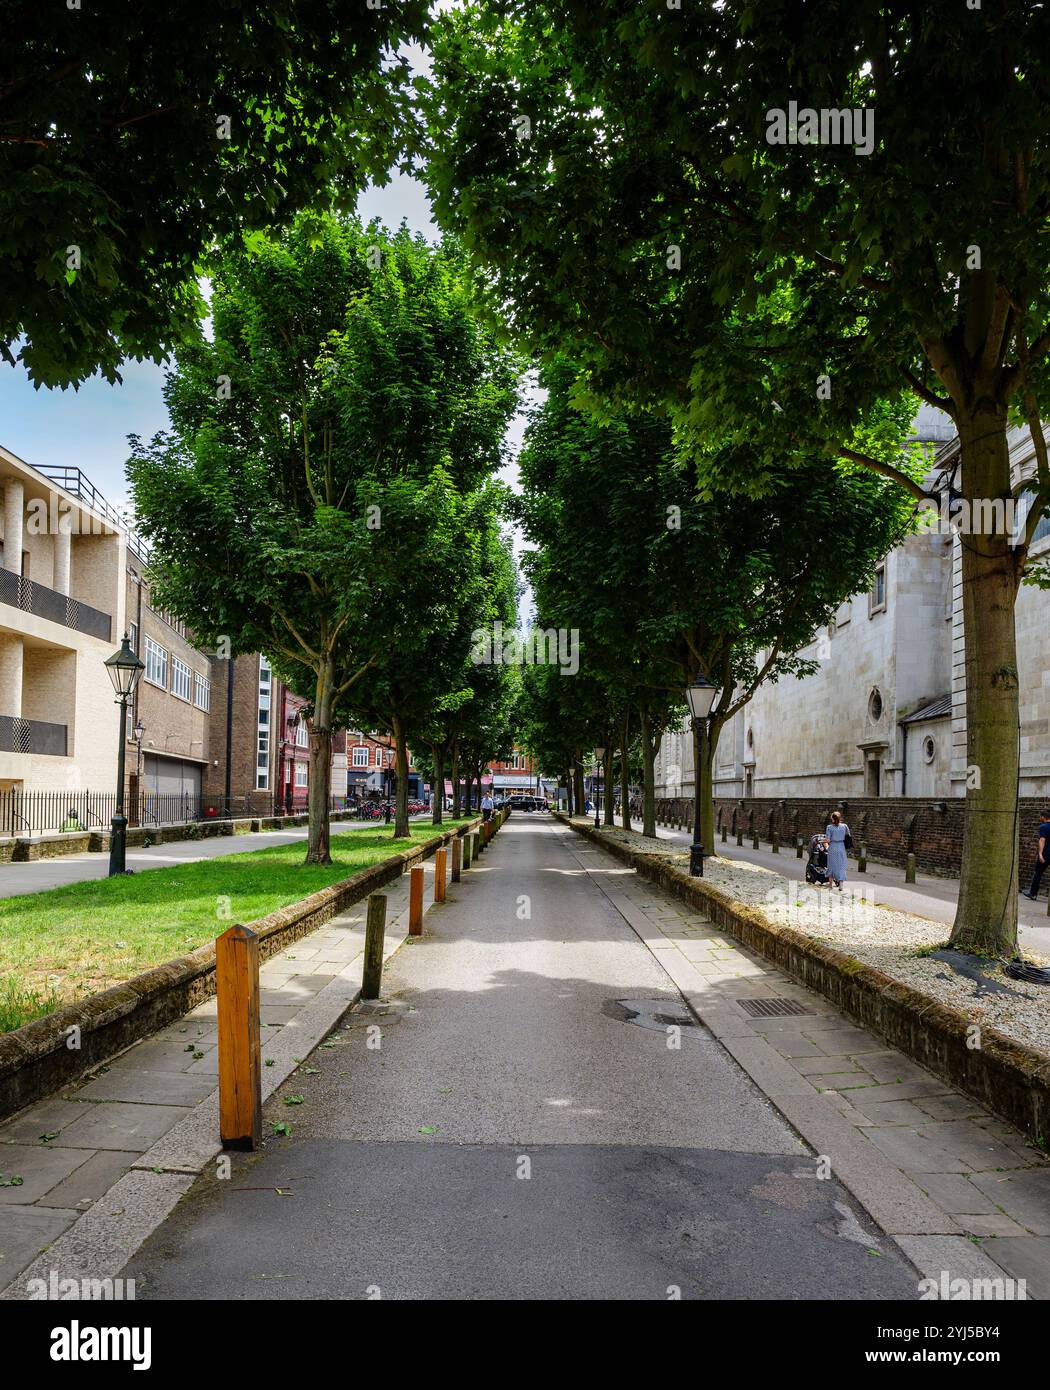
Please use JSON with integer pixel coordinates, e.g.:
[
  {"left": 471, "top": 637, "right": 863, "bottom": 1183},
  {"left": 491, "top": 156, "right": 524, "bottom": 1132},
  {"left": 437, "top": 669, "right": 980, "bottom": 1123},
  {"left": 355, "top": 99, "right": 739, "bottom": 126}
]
[{"left": 826, "top": 824, "right": 849, "bottom": 881}]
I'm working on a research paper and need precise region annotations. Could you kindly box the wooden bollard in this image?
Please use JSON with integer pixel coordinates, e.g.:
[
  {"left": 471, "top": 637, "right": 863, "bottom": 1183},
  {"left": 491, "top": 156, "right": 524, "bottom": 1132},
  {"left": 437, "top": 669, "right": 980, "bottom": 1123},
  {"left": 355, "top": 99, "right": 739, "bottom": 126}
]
[
  {"left": 771, "top": 831, "right": 780, "bottom": 854},
  {"left": 452, "top": 837, "right": 462, "bottom": 882},
  {"left": 905, "top": 852, "right": 916, "bottom": 884},
  {"left": 463, "top": 832, "right": 472, "bottom": 869},
  {"left": 721, "top": 824, "right": 727, "bottom": 843},
  {"left": 217, "top": 924, "right": 262, "bottom": 1151},
  {"left": 435, "top": 847, "right": 447, "bottom": 901},
  {"left": 737, "top": 829, "right": 743, "bottom": 846},
  {"left": 409, "top": 864, "right": 424, "bottom": 935},
  {"left": 858, "top": 843, "right": 867, "bottom": 873},
  {"left": 361, "top": 893, "right": 386, "bottom": 1000},
  {"left": 796, "top": 837, "right": 804, "bottom": 859},
  {"left": 752, "top": 833, "right": 759, "bottom": 850}
]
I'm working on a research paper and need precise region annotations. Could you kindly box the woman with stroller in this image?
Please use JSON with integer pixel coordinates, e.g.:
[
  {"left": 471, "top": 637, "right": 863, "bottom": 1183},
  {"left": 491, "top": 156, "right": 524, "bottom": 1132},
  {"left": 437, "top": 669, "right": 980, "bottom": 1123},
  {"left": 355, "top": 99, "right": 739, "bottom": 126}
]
[{"left": 824, "top": 810, "right": 852, "bottom": 890}]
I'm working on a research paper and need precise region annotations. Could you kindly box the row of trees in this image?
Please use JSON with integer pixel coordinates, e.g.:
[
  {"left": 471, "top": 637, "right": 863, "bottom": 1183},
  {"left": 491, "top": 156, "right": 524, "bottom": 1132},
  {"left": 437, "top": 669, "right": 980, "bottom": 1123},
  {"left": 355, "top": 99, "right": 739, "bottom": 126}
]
[
  {"left": 421, "top": 0, "right": 1050, "bottom": 954},
  {"left": 128, "top": 218, "right": 520, "bottom": 860},
  {"left": 514, "top": 361, "right": 912, "bottom": 847}
]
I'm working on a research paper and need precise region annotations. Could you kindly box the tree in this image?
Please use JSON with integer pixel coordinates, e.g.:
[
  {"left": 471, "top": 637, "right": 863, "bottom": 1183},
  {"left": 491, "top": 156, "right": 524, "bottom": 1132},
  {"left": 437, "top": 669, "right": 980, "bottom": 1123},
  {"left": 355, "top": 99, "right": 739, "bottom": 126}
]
[
  {"left": 425, "top": 1, "right": 1050, "bottom": 953},
  {"left": 1, "top": 0, "right": 426, "bottom": 386},
  {"left": 412, "top": 495, "right": 520, "bottom": 825},
  {"left": 516, "top": 361, "right": 914, "bottom": 850},
  {"left": 129, "top": 214, "right": 517, "bottom": 861}
]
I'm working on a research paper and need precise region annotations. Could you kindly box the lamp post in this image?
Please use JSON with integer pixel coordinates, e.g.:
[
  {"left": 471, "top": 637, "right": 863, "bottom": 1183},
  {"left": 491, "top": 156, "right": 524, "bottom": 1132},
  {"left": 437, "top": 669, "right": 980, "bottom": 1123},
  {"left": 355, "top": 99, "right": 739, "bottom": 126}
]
[
  {"left": 685, "top": 675, "right": 719, "bottom": 877},
  {"left": 105, "top": 635, "right": 145, "bottom": 876},
  {"left": 594, "top": 745, "right": 605, "bottom": 828}
]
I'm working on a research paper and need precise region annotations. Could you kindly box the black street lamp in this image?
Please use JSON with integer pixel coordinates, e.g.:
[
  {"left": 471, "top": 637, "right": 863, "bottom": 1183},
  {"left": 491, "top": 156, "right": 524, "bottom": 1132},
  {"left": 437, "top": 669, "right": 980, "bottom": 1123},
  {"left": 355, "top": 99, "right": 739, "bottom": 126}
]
[
  {"left": 594, "top": 745, "right": 605, "bottom": 828},
  {"left": 685, "top": 675, "right": 719, "bottom": 877},
  {"left": 105, "top": 634, "right": 145, "bottom": 875}
]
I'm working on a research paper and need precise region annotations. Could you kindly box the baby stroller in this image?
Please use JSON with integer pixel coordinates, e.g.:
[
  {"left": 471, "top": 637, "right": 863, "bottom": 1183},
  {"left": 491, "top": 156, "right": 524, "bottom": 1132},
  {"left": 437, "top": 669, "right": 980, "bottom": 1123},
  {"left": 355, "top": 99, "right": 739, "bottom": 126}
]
[{"left": 805, "top": 833, "right": 829, "bottom": 885}]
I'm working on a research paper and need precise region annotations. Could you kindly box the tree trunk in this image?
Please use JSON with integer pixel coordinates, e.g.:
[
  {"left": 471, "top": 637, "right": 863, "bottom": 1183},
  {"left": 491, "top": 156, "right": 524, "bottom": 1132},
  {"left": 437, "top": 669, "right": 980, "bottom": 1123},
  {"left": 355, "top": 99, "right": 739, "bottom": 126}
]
[
  {"left": 620, "top": 716, "right": 632, "bottom": 832},
  {"left": 565, "top": 765, "right": 573, "bottom": 815},
  {"left": 305, "top": 656, "right": 334, "bottom": 865},
  {"left": 948, "top": 404, "right": 1020, "bottom": 956},
  {"left": 697, "top": 718, "right": 721, "bottom": 852},
  {"left": 574, "top": 759, "right": 585, "bottom": 820},
  {"left": 603, "top": 746, "right": 615, "bottom": 826},
  {"left": 640, "top": 710, "right": 657, "bottom": 838},
  {"left": 391, "top": 712, "right": 410, "bottom": 839},
  {"left": 431, "top": 744, "right": 444, "bottom": 826}
]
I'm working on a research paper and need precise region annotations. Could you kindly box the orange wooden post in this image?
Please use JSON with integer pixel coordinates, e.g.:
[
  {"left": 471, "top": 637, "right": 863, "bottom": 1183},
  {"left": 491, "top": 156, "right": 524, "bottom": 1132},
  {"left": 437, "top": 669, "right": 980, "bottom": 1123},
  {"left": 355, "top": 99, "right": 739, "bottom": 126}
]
[
  {"left": 435, "top": 847, "right": 447, "bottom": 901},
  {"left": 216, "top": 924, "right": 262, "bottom": 1151},
  {"left": 451, "top": 837, "right": 462, "bottom": 882},
  {"left": 409, "top": 864, "right": 424, "bottom": 935}
]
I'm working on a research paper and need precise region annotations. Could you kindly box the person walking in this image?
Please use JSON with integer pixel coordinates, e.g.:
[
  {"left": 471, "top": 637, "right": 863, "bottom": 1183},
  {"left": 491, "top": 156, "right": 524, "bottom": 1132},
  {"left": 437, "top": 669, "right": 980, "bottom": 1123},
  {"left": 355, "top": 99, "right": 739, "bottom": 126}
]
[
  {"left": 824, "top": 810, "right": 852, "bottom": 890},
  {"left": 481, "top": 791, "right": 494, "bottom": 823},
  {"left": 1022, "top": 810, "right": 1050, "bottom": 899}
]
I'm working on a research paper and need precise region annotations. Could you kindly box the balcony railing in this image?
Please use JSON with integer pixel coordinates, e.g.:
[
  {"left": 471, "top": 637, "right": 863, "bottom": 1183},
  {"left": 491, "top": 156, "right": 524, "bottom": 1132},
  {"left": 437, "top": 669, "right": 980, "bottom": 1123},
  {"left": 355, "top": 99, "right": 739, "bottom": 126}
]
[
  {"left": 0, "top": 568, "right": 112, "bottom": 641},
  {"left": 0, "top": 715, "right": 68, "bottom": 757}
]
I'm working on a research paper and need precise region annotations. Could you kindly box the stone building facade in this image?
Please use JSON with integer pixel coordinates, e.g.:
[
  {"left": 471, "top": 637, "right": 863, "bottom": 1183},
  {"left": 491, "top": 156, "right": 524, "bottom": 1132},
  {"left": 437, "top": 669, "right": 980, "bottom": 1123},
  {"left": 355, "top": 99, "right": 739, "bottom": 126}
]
[{"left": 656, "top": 414, "right": 1050, "bottom": 819}]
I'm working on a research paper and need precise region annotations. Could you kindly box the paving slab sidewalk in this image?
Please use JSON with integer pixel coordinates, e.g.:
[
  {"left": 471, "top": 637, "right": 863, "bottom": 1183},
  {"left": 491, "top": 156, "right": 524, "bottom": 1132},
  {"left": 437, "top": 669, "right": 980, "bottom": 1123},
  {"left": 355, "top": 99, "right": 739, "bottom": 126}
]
[
  {"left": 0, "top": 850, "right": 446, "bottom": 1296},
  {"left": 561, "top": 826, "right": 1050, "bottom": 1298}
]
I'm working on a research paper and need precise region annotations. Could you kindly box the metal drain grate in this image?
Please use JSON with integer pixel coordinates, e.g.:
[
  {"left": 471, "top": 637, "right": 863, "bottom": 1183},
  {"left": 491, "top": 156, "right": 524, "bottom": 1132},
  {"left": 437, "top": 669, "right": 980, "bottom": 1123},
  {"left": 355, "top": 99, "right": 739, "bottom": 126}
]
[{"left": 737, "top": 997, "right": 813, "bottom": 1018}]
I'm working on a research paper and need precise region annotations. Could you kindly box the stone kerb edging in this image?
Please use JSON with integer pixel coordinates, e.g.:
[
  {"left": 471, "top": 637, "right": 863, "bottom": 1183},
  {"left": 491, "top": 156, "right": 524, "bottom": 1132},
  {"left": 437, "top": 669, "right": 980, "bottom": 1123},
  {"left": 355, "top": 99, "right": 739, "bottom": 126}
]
[
  {"left": 556, "top": 813, "right": 1050, "bottom": 1142},
  {"left": 0, "top": 818, "right": 480, "bottom": 1122}
]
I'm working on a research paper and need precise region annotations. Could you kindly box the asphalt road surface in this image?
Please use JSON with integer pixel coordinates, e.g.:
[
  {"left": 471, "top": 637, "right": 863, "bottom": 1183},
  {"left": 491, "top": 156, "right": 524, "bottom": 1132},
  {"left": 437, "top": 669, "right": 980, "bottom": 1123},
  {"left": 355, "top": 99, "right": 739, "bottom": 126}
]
[{"left": 124, "top": 815, "right": 919, "bottom": 1300}]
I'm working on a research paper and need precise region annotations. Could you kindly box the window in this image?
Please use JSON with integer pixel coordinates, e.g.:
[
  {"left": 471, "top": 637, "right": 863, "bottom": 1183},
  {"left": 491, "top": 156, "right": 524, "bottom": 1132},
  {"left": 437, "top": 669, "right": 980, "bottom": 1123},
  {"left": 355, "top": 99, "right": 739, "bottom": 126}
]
[
  {"left": 868, "top": 687, "right": 884, "bottom": 722},
  {"left": 295, "top": 719, "right": 309, "bottom": 748},
  {"left": 376, "top": 746, "right": 384, "bottom": 766},
  {"left": 171, "top": 656, "right": 192, "bottom": 702},
  {"left": 870, "top": 564, "right": 886, "bottom": 615},
  {"left": 129, "top": 621, "right": 139, "bottom": 653},
  {"left": 256, "top": 660, "right": 272, "bottom": 789},
  {"left": 194, "top": 672, "right": 210, "bottom": 711},
  {"left": 145, "top": 636, "right": 168, "bottom": 689},
  {"left": 922, "top": 735, "right": 937, "bottom": 764},
  {"left": 295, "top": 762, "right": 308, "bottom": 788},
  {"left": 352, "top": 746, "right": 369, "bottom": 768}
]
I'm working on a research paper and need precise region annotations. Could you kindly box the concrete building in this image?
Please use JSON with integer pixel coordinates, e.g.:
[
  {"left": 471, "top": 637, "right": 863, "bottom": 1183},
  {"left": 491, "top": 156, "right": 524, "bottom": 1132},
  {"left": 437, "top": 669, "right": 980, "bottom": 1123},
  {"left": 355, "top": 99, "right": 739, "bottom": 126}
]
[
  {"left": 0, "top": 449, "right": 123, "bottom": 819},
  {"left": 655, "top": 412, "right": 1050, "bottom": 805},
  {"left": 125, "top": 541, "right": 215, "bottom": 823}
]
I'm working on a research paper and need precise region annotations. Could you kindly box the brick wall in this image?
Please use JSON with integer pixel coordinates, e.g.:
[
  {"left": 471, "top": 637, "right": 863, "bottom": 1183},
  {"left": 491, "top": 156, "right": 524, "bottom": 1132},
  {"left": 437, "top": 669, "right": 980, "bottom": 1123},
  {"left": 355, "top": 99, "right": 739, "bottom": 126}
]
[{"left": 655, "top": 794, "right": 1050, "bottom": 885}]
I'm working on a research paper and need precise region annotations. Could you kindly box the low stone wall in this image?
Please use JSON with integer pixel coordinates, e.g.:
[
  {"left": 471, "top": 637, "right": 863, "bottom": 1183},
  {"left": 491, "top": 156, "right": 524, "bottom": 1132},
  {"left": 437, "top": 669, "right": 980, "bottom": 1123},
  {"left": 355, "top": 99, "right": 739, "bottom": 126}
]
[
  {"left": 0, "top": 818, "right": 480, "bottom": 1122},
  {"left": 559, "top": 814, "right": 1050, "bottom": 1141},
  {"left": 655, "top": 794, "right": 1049, "bottom": 884}
]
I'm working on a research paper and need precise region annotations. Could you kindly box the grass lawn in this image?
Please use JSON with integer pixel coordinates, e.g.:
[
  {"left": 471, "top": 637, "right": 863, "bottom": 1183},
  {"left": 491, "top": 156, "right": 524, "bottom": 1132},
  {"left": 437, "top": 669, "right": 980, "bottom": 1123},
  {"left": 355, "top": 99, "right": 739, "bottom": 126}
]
[{"left": 0, "top": 819, "right": 471, "bottom": 1033}]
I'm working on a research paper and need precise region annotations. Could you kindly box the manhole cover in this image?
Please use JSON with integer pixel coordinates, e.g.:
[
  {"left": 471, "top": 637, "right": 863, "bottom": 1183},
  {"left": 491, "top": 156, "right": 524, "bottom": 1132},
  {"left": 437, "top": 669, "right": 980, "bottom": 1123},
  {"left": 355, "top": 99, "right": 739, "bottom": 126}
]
[
  {"left": 737, "top": 998, "right": 813, "bottom": 1018},
  {"left": 603, "top": 998, "right": 700, "bottom": 1033}
]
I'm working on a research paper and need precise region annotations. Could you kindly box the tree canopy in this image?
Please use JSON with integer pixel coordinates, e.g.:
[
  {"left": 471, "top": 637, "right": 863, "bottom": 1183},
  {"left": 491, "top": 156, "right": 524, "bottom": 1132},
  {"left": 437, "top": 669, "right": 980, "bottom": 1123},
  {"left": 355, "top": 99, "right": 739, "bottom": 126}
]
[{"left": 2, "top": 0, "right": 427, "bottom": 386}]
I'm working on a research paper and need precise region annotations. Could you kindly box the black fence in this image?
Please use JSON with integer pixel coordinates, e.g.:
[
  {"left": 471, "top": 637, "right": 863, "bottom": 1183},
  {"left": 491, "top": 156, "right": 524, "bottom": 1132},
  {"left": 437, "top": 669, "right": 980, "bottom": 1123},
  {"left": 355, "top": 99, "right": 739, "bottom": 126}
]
[
  {"left": 0, "top": 568, "right": 111, "bottom": 641},
  {"left": 0, "top": 789, "right": 358, "bottom": 838}
]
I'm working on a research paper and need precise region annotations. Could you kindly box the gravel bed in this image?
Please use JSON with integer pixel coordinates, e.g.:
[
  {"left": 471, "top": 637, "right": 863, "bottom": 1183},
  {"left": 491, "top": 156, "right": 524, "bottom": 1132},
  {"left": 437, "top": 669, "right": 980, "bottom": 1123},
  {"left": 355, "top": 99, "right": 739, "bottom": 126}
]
[{"left": 591, "top": 823, "right": 1050, "bottom": 1061}]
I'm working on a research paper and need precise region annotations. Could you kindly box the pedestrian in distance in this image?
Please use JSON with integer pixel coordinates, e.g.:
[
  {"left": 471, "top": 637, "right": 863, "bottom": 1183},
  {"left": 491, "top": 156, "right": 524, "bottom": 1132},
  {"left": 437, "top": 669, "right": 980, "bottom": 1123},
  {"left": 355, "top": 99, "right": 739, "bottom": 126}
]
[
  {"left": 824, "top": 809, "right": 852, "bottom": 891},
  {"left": 383, "top": 803, "right": 392, "bottom": 825},
  {"left": 481, "top": 791, "right": 494, "bottom": 822},
  {"left": 1022, "top": 809, "right": 1050, "bottom": 899}
]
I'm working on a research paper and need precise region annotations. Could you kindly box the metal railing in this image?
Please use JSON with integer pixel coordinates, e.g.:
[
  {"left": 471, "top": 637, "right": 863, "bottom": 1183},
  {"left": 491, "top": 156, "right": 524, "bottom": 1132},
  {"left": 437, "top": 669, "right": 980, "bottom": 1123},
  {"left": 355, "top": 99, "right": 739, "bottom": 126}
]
[
  {"left": 0, "top": 789, "right": 354, "bottom": 838},
  {"left": 35, "top": 465, "right": 152, "bottom": 562},
  {"left": 0, "top": 715, "right": 67, "bottom": 757},
  {"left": 0, "top": 568, "right": 112, "bottom": 641}
]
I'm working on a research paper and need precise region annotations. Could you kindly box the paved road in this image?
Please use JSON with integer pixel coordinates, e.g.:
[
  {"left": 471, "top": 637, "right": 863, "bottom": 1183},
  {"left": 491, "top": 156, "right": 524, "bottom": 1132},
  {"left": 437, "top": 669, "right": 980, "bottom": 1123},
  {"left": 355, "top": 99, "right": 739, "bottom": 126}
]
[
  {"left": 645, "top": 821, "right": 1050, "bottom": 954},
  {"left": 0, "top": 816, "right": 431, "bottom": 899},
  {"left": 124, "top": 815, "right": 917, "bottom": 1300}
]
